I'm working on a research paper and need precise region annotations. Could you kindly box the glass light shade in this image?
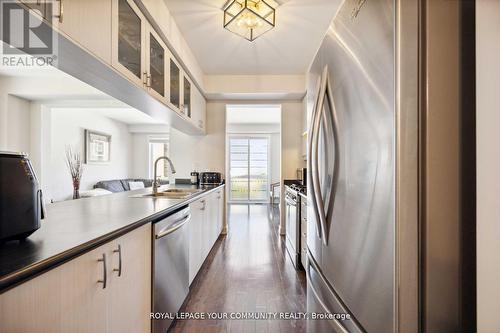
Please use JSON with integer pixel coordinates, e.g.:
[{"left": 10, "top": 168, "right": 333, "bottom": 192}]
[{"left": 224, "top": 0, "right": 276, "bottom": 41}]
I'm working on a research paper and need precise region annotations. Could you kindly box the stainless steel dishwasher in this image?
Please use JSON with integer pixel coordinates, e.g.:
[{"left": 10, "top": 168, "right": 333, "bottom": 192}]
[{"left": 153, "top": 206, "right": 191, "bottom": 333}]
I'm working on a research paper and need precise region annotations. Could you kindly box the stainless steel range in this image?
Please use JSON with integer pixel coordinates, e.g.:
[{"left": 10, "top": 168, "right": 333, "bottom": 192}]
[{"left": 285, "top": 183, "right": 306, "bottom": 269}]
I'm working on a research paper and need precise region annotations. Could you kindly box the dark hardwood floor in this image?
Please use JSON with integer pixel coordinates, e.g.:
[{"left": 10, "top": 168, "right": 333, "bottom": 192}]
[{"left": 170, "top": 204, "right": 307, "bottom": 333}]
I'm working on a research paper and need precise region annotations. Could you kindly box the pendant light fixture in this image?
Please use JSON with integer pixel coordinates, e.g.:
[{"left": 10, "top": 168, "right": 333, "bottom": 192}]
[{"left": 223, "top": 0, "right": 276, "bottom": 41}]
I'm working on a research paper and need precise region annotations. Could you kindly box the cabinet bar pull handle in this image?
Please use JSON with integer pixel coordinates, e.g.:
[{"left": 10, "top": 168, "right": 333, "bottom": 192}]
[
  {"left": 113, "top": 244, "right": 122, "bottom": 277},
  {"left": 97, "top": 253, "right": 107, "bottom": 289},
  {"left": 143, "top": 72, "right": 151, "bottom": 87},
  {"left": 55, "top": 0, "right": 63, "bottom": 23}
]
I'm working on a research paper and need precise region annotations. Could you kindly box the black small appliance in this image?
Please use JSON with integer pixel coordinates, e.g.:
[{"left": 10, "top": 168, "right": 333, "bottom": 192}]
[
  {"left": 0, "top": 152, "right": 44, "bottom": 242},
  {"left": 199, "top": 172, "right": 222, "bottom": 185}
]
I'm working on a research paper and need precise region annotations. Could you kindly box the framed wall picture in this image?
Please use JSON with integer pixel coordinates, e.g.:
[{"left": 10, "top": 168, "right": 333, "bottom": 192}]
[{"left": 85, "top": 130, "right": 111, "bottom": 164}]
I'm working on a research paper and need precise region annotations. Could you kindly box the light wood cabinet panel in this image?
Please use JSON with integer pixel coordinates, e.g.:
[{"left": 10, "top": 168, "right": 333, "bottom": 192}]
[
  {"left": 58, "top": 244, "right": 111, "bottom": 333},
  {"left": 108, "top": 223, "right": 151, "bottom": 333},
  {"left": 0, "top": 224, "right": 151, "bottom": 333},
  {"left": 55, "top": 0, "right": 112, "bottom": 64},
  {"left": 0, "top": 263, "right": 63, "bottom": 333},
  {"left": 0, "top": 242, "right": 111, "bottom": 333}
]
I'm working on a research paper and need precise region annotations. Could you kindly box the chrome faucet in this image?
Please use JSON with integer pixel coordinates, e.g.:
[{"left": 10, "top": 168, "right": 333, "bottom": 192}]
[{"left": 153, "top": 156, "right": 176, "bottom": 194}]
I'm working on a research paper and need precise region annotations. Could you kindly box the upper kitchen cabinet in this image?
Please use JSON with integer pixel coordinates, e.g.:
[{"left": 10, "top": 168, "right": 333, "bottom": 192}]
[
  {"left": 19, "top": 0, "right": 47, "bottom": 18},
  {"left": 191, "top": 83, "right": 207, "bottom": 132},
  {"left": 169, "top": 57, "right": 182, "bottom": 112},
  {"left": 145, "top": 24, "right": 168, "bottom": 103},
  {"left": 20, "top": 0, "right": 112, "bottom": 63},
  {"left": 112, "top": 0, "right": 146, "bottom": 87},
  {"left": 55, "top": 0, "right": 112, "bottom": 64}
]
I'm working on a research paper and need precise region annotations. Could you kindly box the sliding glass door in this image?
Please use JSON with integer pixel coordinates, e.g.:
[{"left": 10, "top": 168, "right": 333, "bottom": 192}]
[{"left": 229, "top": 136, "right": 270, "bottom": 202}]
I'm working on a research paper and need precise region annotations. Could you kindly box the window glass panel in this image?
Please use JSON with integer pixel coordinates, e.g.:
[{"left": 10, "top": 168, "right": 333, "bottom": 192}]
[
  {"left": 249, "top": 138, "right": 269, "bottom": 201},
  {"left": 149, "top": 140, "right": 169, "bottom": 179},
  {"left": 229, "top": 137, "right": 269, "bottom": 202}
]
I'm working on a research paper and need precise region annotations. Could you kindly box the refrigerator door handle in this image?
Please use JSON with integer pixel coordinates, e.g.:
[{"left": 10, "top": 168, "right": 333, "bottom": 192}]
[
  {"left": 312, "top": 67, "right": 329, "bottom": 244},
  {"left": 312, "top": 65, "right": 341, "bottom": 246},
  {"left": 321, "top": 67, "right": 341, "bottom": 245},
  {"left": 308, "top": 75, "right": 324, "bottom": 240}
]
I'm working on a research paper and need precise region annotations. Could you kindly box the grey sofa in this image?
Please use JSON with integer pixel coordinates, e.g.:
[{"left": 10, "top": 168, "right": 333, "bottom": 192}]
[{"left": 94, "top": 178, "right": 169, "bottom": 193}]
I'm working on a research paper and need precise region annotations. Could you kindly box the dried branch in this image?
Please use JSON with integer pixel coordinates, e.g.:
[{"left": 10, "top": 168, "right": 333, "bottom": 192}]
[{"left": 65, "top": 146, "right": 83, "bottom": 183}]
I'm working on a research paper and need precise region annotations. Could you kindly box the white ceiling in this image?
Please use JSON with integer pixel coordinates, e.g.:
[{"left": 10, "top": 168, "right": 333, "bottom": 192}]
[
  {"left": 226, "top": 105, "right": 281, "bottom": 124},
  {"left": 0, "top": 64, "right": 159, "bottom": 125},
  {"left": 163, "top": 0, "right": 341, "bottom": 75}
]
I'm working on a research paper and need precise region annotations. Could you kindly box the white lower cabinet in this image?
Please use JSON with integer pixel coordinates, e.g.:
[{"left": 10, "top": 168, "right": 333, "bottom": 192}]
[
  {"left": 0, "top": 223, "right": 151, "bottom": 333},
  {"left": 188, "top": 189, "right": 224, "bottom": 285},
  {"left": 189, "top": 197, "right": 205, "bottom": 284}
]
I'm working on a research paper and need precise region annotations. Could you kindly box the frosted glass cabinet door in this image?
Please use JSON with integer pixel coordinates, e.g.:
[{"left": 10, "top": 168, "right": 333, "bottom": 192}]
[
  {"left": 183, "top": 76, "right": 192, "bottom": 118},
  {"left": 169, "top": 59, "right": 181, "bottom": 111},
  {"left": 112, "top": 0, "right": 146, "bottom": 86},
  {"left": 149, "top": 35, "right": 164, "bottom": 96},
  {"left": 145, "top": 25, "right": 167, "bottom": 102}
]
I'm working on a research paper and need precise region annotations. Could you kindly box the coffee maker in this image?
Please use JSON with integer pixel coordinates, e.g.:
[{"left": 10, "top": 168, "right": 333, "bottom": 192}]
[{"left": 0, "top": 152, "right": 44, "bottom": 242}]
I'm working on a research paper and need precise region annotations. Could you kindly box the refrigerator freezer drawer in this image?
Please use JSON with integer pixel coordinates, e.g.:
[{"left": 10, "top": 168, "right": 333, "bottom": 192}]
[{"left": 306, "top": 254, "right": 364, "bottom": 333}]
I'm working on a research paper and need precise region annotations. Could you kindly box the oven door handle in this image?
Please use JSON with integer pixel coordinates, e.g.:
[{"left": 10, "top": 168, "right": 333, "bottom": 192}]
[{"left": 285, "top": 196, "right": 297, "bottom": 207}]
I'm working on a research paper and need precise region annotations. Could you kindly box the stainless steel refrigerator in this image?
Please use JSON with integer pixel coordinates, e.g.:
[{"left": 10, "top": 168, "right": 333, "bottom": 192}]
[
  {"left": 306, "top": 0, "right": 476, "bottom": 332},
  {"left": 306, "top": 0, "right": 397, "bottom": 332}
]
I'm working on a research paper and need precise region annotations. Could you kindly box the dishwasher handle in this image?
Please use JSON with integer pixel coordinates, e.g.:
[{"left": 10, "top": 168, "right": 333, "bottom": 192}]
[{"left": 155, "top": 214, "right": 191, "bottom": 239}]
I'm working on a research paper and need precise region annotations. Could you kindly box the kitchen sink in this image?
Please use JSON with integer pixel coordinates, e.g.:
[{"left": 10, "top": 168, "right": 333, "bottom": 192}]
[{"left": 135, "top": 188, "right": 202, "bottom": 199}]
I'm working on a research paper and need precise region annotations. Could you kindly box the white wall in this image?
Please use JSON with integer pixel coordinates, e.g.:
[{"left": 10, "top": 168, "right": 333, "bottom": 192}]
[
  {"left": 280, "top": 100, "right": 305, "bottom": 179},
  {"left": 169, "top": 102, "right": 227, "bottom": 179},
  {"left": 204, "top": 75, "right": 306, "bottom": 100},
  {"left": 3, "top": 95, "right": 31, "bottom": 152},
  {"left": 131, "top": 133, "right": 151, "bottom": 179},
  {"left": 271, "top": 132, "right": 280, "bottom": 184},
  {"left": 169, "top": 100, "right": 303, "bottom": 183},
  {"left": 477, "top": 2, "right": 500, "bottom": 332},
  {"left": 46, "top": 109, "right": 133, "bottom": 202}
]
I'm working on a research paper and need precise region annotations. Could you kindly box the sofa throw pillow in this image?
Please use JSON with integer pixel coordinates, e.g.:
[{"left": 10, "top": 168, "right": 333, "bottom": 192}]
[{"left": 129, "top": 181, "right": 145, "bottom": 190}]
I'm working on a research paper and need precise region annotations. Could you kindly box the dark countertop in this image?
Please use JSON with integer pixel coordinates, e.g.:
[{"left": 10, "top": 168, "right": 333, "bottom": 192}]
[{"left": 0, "top": 183, "right": 225, "bottom": 293}]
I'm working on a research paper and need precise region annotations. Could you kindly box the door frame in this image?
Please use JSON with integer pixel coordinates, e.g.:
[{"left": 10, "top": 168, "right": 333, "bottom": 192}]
[{"left": 226, "top": 134, "right": 272, "bottom": 204}]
